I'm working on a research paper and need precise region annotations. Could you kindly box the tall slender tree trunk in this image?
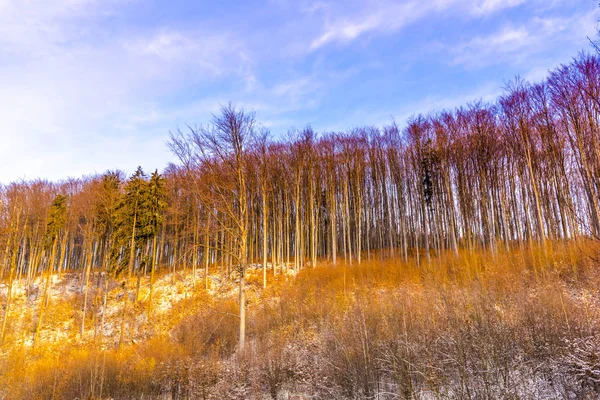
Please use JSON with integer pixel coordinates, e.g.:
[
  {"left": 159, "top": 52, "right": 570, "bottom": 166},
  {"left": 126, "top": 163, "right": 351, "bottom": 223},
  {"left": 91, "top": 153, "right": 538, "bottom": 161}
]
[
  {"left": 81, "top": 238, "right": 95, "bottom": 338},
  {"left": 33, "top": 236, "right": 58, "bottom": 349},
  {"left": 148, "top": 234, "right": 158, "bottom": 316},
  {"left": 262, "top": 192, "right": 268, "bottom": 288},
  {"left": 1, "top": 211, "right": 21, "bottom": 344}
]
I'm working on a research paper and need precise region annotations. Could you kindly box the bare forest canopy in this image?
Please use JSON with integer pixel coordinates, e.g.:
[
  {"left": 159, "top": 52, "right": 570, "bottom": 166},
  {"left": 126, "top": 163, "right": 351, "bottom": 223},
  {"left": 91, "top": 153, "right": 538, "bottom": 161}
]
[
  {"left": 2, "top": 53, "right": 600, "bottom": 280},
  {"left": 1, "top": 51, "right": 600, "bottom": 355}
]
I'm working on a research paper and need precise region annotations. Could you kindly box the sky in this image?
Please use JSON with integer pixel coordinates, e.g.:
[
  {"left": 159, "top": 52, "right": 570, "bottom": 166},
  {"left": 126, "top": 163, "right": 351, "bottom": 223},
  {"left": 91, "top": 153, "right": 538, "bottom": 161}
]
[{"left": 0, "top": 0, "right": 597, "bottom": 183}]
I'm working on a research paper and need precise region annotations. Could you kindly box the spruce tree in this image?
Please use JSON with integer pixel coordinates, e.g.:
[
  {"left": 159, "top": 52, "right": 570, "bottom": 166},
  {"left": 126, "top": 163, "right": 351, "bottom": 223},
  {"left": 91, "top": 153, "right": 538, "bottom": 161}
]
[
  {"left": 114, "top": 166, "right": 148, "bottom": 278},
  {"left": 115, "top": 166, "right": 149, "bottom": 347},
  {"left": 147, "top": 170, "right": 167, "bottom": 315}
]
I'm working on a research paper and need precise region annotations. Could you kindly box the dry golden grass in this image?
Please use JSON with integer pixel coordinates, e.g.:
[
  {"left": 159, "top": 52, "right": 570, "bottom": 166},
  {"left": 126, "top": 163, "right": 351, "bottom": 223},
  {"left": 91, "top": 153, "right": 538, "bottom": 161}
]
[{"left": 1, "top": 240, "right": 599, "bottom": 399}]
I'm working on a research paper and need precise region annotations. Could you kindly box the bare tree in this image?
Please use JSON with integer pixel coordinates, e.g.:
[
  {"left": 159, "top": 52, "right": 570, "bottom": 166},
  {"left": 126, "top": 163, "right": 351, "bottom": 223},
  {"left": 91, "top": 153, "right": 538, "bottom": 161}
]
[{"left": 170, "top": 102, "right": 256, "bottom": 351}]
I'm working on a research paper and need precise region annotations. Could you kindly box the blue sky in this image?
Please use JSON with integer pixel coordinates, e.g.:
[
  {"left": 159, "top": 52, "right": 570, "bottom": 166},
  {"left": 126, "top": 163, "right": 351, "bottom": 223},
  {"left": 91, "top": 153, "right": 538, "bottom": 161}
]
[{"left": 0, "top": 0, "right": 597, "bottom": 183}]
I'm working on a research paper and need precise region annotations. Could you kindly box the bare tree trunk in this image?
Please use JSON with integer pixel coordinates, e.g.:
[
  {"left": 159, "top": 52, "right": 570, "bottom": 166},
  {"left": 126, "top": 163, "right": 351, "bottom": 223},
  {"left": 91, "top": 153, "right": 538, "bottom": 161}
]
[
  {"left": 1, "top": 211, "right": 21, "bottom": 344},
  {"left": 33, "top": 235, "right": 58, "bottom": 349},
  {"left": 262, "top": 192, "right": 268, "bottom": 288},
  {"left": 148, "top": 234, "right": 158, "bottom": 316},
  {"left": 81, "top": 238, "right": 95, "bottom": 338}
]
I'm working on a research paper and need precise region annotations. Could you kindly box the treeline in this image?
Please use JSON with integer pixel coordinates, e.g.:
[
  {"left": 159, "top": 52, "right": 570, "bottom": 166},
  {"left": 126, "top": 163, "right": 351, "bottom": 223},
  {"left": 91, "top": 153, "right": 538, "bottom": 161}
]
[{"left": 1, "top": 53, "right": 600, "bottom": 345}]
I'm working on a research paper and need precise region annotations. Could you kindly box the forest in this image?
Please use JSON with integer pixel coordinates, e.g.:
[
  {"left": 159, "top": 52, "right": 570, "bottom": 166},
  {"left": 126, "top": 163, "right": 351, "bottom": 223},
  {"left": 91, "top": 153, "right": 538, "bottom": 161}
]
[{"left": 0, "top": 52, "right": 600, "bottom": 399}]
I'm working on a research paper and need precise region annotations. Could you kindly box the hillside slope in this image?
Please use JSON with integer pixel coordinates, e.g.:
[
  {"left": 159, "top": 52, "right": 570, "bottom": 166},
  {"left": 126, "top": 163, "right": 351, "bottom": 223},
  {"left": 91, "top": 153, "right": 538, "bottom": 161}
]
[{"left": 1, "top": 241, "right": 599, "bottom": 399}]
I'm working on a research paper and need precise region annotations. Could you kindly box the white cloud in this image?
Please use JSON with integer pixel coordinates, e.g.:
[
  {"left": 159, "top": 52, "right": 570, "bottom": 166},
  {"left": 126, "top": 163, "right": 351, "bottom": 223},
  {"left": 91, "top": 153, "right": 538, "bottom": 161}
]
[
  {"left": 0, "top": 0, "right": 126, "bottom": 57},
  {"left": 309, "top": 1, "right": 424, "bottom": 50},
  {"left": 449, "top": 9, "right": 600, "bottom": 68},
  {"left": 0, "top": 0, "right": 593, "bottom": 183},
  {"left": 471, "top": 0, "right": 526, "bottom": 16},
  {"left": 451, "top": 25, "right": 531, "bottom": 66},
  {"left": 307, "top": 0, "right": 534, "bottom": 51},
  {"left": 125, "top": 30, "right": 249, "bottom": 77},
  {"left": 0, "top": 0, "right": 255, "bottom": 183}
]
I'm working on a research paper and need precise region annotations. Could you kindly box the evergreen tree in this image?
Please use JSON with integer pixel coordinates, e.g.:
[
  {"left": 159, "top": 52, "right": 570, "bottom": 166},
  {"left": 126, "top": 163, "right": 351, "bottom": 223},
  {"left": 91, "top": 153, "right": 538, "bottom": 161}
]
[
  {"left": 147, "top": 170, "right": 167, "bottom": 314},
  {"left": 113, "top": 166, "right": 149, "bottom": 277},
  {"left": 45, "top": 194, "right": 68, "bottom": 252},
  {"left": 114, "top": 167, "right": 149, "bottom": 347},
  {"left": 95, "top": 171, "right": 122, "bottom": 246}
]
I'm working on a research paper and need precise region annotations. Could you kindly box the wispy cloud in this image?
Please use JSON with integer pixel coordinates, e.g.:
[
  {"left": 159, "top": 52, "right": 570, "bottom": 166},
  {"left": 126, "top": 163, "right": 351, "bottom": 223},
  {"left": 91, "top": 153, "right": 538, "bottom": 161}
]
[
  {"left": 307, "top": 0, "right": 537, "bottom": 51},
  {"left": 308, "top": 1, "right": 428, "bottom": 51},
  {"left": 0, "top": 0, "right": 594, "bottom": 183},
  {"left": 451, "top": 25, "right": 532, "bottom": 66},
  {"left": 0, "top": 0, "right": 255, "bottom": 182},
  {"left": 0, "top": 0, "right": 127, "bottom": 56},
  {"left": 449, "top": 9, "right": 600, "bottom": 68},
  {"left": 470, "top": 0, "right": 526, "bottom": 16},
  {"left": 125, "top": 30, "right": 251, "bottom": 77}
]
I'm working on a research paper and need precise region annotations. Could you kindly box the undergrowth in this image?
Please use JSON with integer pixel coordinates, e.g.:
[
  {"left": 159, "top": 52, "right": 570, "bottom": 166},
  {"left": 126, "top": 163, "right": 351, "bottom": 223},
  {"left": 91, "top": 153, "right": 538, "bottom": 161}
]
[{"left": 1, "top": 240, "right": 599, "bottom": 399}]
